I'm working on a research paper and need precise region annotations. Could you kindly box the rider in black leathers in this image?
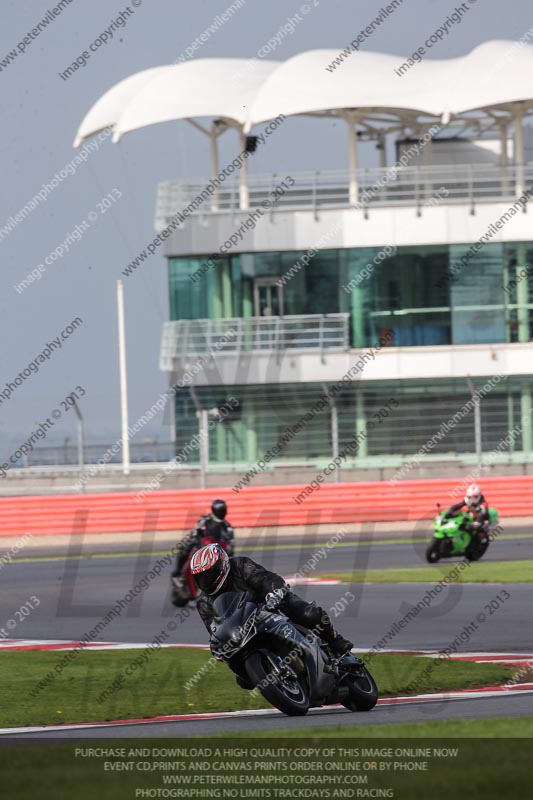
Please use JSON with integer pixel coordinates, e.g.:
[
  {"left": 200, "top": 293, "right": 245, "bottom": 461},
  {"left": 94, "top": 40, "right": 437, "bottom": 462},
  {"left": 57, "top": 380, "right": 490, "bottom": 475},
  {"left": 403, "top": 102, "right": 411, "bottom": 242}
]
[
  {"left": 194, "top": 547, "right": 353, "bottom": 658},
  {"left": 171, "top": 499, "right": 234, "bottom": 605}
]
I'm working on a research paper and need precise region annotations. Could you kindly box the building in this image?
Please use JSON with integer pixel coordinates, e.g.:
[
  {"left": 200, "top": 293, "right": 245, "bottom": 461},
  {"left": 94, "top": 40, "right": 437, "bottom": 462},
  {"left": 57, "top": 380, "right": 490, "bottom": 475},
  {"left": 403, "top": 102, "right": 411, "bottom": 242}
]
[{"left": 76, "top": 42, "right": 533, "bottom": 481}]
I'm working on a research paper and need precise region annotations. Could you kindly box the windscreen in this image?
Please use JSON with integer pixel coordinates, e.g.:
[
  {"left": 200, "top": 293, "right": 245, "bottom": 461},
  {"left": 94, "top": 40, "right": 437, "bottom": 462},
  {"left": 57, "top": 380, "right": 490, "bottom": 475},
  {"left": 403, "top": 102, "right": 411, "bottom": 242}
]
[{"left": 212, "top": 591, "right": 247, "bottom": 621}]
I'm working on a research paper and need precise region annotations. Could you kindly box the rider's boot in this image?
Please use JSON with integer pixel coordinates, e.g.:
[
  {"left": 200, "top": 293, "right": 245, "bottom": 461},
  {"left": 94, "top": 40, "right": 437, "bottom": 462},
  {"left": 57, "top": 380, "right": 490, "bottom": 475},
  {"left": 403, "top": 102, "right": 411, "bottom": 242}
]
[{"left": 322, "top": 626, "right": 353, "bottom": 656}]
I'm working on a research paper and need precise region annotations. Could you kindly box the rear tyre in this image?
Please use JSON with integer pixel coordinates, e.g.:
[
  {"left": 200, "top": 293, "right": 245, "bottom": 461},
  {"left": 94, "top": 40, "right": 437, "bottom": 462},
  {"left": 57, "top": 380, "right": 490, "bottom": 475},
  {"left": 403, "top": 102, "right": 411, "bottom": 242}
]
[
  {"left": 465, "top": 537, "right": 489, "bottom": 562},
  {"left": 341, "top": 665, "right": 379, "bottom": 712},
  {"left": 245, "top": 650, "right": 310, "bottom": 716},
  {"left": 426, "top": 541, "right": 441, "bottom": 563}
]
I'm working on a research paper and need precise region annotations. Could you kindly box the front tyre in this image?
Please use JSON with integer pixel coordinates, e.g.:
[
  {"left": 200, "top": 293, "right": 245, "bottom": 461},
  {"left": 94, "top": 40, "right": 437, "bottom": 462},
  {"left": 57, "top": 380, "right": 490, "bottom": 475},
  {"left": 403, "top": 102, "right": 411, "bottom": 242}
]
[
  {"left": 426, "top": 540, "right": 441, "bottom": 563},
  {"left": 245, "top": 650, "right": 310, "bottom": 716},
  {"left": 341, "top": 665, "right": 378, "bottom": 712}
]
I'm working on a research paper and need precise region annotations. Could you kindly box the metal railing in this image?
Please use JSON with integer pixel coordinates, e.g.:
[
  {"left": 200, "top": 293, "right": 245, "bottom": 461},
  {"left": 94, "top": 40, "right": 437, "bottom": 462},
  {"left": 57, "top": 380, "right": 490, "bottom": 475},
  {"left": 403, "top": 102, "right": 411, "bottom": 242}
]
[
  {"left": 160, "top": 314, "right": 350, "bottom": 368},
  {"left": 8, "top": 441, "right": 176, "bottom": 469},
  {"left": 10, "top": 383, "right": 522, "bottom": 476},
  {"left": 155, "top": 163, "right": 533, "bottom": 229}
]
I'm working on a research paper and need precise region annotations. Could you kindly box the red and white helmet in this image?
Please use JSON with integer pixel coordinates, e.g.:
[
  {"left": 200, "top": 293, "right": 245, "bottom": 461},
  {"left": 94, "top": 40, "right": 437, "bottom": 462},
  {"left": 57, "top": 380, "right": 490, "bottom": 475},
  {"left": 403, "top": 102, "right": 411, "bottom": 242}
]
[
  {"left": 465, "top": 484, "right": 482, "bottom": 508},
  {"left": 190, "top": 544, "right": 230, "bottom": 595}
]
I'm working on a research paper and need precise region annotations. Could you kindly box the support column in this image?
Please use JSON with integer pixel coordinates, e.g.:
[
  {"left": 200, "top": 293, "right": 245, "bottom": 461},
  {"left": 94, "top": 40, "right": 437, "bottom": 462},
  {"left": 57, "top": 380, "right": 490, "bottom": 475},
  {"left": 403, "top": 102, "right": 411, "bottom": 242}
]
[
  {"left": 213, "top": 264, "right": 224, "bottom": 319},
  {"left": 355, "top": 390, "right": 368, "bottom": 458},
  {"left": 500, "top": 119, "right": 509, "bottom": 197},
  {"left": 422, "top": 125, "right": 432, "bottom": 200},
  {"left": 239, "top": 129, "right": 249, "bottom": 210},
  {"left": 349, "top": 253, "right": 366, "bottom": 347},
  {"left": 347, "top": 114, "right": 359, "bottom": 206},
  {"left": 520, "top": 386, "right": 532, "bottom": 456},
  {"left": 503, "top": 253, "right": 511, "bottom": 342},
  {"left": 513, "top": 104, "right": 525, "bottom": 198},
  {"left": 466, "top": 376, "right": 482, "bottom": 473},
  {"left": 199, "top": 410, "right": 209, "bottom": 488},
  {"left": 245, "top": 396, "right": 258, "bottom": 463},
  {"left": 323, "top": 383, "right": 340, "bottom": 482},
  {"left": 242, "top": 278, "right": 253, "bottom": 317},
  {"left": 378, "top": 132, "right": 387, "bottom": 169},
  {"left": 516, "top": 243, "right": 529, "bottom": 342},
  {"left": 507, "top": 393, "right": 515, "bottom": 454},
  {"left": 331, "top": 402, "right": 340, "bottom": 481},
  {"left": 209, "top": 128, "right": 220, "bottom": 211},
  {"left": 351, "top": 283, "right": 365, "bottom": 348},
  {"left": 221, "top": 261, "right": 233, "bottom": 318}
]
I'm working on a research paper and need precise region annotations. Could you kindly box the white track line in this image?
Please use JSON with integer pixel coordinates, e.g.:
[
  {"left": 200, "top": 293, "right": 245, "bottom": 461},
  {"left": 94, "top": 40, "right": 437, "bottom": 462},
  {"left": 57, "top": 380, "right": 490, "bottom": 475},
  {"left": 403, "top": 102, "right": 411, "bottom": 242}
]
[
  {"left": 2, "top": 641, "right": 533, "bottom": 664},
  {"left": 2, "top": 685, "right": 533, "bottom": 736}
]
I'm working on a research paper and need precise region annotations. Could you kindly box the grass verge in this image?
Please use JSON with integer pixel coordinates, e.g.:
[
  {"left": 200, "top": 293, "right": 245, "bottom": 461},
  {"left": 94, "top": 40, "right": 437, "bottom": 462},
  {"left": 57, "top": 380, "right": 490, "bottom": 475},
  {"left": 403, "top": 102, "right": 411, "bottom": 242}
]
[
  {"left": 210, "top": 716, "right": 533, "bottom": 738},
  {"left": 0, "top": 648, "right": 516, "bottom": 727},
  {"left": 322, "top": 558, "right": 533, "bottom": 583}
]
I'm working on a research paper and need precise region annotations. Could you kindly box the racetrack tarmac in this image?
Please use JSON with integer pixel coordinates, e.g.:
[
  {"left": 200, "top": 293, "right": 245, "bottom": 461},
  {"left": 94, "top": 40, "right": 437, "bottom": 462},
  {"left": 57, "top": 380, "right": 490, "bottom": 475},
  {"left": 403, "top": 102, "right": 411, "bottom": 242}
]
[
  {"left": 8, "top": 522, "right": 533, "bottom": 570},
  {"left": 3, "top": 527, "right": 532, "bottom": 736},
  {"left": 2, "top": 537, "right": 531, "bottom": 652},
  {"left": 4, "top": 693, "right": 533, "bottom": 739}
]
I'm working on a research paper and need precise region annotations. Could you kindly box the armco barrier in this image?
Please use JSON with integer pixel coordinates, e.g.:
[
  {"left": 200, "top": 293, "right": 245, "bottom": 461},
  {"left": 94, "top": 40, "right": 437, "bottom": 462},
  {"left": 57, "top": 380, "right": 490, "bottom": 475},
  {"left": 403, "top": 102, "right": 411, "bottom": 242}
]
[{"left": 0, "top": 476, "right": 530, "bottom": 537}]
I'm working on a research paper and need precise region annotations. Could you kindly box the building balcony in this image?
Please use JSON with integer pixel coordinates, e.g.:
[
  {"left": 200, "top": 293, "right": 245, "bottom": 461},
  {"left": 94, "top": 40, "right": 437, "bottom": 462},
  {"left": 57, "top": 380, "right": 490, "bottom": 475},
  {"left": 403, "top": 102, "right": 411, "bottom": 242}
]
[
  {"left": 159, "top": 314, "right": 350, "bottom": 371},
  {"left": 155, "top": 163, "right": 533, "bottom": 231}
]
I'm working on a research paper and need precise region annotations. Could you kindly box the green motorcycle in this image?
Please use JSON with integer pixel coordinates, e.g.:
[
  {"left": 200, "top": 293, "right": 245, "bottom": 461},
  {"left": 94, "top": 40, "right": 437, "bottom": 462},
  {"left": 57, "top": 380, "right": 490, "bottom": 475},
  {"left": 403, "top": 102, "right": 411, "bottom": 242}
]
[{"left": 426, "top": 505, "right": 499, "bottom": 563}]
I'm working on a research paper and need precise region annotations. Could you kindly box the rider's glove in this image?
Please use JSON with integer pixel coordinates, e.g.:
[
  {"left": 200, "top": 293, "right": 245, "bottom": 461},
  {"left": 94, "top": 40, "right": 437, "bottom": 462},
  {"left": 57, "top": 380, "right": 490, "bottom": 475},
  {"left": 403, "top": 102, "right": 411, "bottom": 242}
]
[
  {"left": 171, "top": 576, "right": 186, "bottom": 591},
  {"left": 264, "top": 588, "right": 286, "bottom": 611}
]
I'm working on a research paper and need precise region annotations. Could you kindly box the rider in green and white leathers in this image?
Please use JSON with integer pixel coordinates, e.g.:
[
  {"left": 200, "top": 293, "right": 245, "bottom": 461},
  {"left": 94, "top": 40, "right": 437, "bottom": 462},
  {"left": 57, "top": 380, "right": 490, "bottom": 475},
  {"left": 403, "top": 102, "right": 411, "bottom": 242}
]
[{"left": 442, "top": 483, "right": 489, "bottom": 538}]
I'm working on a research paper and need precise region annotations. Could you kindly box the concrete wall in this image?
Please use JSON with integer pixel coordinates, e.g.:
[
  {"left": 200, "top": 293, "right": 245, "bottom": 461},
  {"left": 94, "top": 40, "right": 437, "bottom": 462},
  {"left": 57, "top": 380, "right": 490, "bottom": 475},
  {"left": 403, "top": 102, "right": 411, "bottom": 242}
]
[{"left": 1, "top": 460, "right": 531, "bottom": 496}]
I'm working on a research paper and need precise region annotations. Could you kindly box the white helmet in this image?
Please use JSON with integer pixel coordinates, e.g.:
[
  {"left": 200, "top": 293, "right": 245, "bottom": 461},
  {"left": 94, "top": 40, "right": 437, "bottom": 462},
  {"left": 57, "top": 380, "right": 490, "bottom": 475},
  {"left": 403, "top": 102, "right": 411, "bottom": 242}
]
[{"left": 465, "top": 484, "right": 481, "bottom": 508}]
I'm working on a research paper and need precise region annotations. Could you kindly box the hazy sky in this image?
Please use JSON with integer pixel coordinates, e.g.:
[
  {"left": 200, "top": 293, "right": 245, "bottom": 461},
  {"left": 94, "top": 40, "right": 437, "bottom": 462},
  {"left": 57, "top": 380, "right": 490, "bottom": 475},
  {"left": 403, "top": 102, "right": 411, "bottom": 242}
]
[{"left": 1, "top": 0, "right": 532, "bottom": 454}]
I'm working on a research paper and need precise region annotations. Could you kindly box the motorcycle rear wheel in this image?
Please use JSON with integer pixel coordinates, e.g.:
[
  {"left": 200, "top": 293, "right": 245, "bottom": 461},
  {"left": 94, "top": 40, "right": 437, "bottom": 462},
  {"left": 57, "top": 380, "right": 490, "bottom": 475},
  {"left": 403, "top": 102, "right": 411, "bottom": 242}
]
[
  {"left": 245, "top": 650, "right": 310, "bottom": 716},
  {"left": 465, "top": 537, "right": 489, "bottom": 562},
  {"left": 341, "top": 665, "right": 379, "bottom": 712}
]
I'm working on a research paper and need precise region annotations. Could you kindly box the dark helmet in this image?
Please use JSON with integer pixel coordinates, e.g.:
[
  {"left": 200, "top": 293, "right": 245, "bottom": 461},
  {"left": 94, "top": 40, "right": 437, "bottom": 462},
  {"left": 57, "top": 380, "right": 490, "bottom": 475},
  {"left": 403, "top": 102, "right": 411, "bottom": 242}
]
[
  {"left": 190, "top": 544, "right": 230, "bottom": 595},
  {"left": 211, "top": 498, "right": 227, "bottom": 521}
]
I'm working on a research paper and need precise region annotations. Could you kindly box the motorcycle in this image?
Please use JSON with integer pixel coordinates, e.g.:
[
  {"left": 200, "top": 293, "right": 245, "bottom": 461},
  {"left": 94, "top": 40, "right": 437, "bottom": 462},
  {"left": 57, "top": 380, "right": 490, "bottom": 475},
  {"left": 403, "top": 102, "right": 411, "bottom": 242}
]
[
  {"left": 172, "top": 533, "right": 234, "bottom": 607},
  {"left": 425, "top": 504, "right": 499, "bottom": 564},
  {"left": 209, "top": 590, "right": 378, "bottom": 717}
]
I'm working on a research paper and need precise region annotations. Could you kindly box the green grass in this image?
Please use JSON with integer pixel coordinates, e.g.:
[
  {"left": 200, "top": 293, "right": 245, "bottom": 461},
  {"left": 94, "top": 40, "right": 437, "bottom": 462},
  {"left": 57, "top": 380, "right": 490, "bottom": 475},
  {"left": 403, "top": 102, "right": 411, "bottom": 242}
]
[
  {"left": 322, "top": 558, "right": 533, "bottom": 583},
  {"left": 0, "top": 648, "right": 516, "bottom": 728},
  {"left": 216, "top": 716, "right": 533, "bottom": 738}
]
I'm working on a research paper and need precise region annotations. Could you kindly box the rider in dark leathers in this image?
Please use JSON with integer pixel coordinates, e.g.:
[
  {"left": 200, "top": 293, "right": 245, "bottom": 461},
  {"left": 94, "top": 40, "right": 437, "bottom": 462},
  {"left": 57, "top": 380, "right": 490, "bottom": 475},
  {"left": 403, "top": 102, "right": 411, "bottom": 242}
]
[
  {"left": 194, "top": 548, "right": 353, "bottom": 658},
  {"left": 171, "top": 499, "right": 234, "bottom": 604}
]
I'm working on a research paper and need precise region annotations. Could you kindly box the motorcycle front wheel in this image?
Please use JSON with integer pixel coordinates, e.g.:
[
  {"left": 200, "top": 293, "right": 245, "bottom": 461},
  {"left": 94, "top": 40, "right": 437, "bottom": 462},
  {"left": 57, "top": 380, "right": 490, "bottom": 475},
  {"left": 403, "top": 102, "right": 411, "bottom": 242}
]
[
  {"left": 245, "top": 650, "right": 310, "bottom": 716},
  {"left": 426, "top": 540, "right": 441, "bottom": 563},
  {"left": 341, "top": 664, "right": 379, "bottom": 712}
]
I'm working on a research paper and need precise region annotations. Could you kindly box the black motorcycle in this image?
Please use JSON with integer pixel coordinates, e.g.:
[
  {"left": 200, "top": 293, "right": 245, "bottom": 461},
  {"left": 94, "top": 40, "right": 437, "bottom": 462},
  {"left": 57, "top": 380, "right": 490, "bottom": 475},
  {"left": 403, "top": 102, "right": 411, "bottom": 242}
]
[{"left": 209, "top": 591, "right": 378, "bottom": 717}]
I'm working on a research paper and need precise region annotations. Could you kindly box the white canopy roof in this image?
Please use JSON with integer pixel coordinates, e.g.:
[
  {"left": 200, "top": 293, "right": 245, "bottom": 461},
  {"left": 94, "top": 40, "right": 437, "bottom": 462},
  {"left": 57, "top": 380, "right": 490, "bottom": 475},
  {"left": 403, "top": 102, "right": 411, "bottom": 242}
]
[
  {"left": 74, "top": 59, "right": 280, "bottom": 146},
  {"left": 74, "top": 66, "right": 169, "bottom": 147},
  {"left": 245, "top": 41, "right": 533, "bottom": 129},
  {"left": 74, "top": 40, "right": 533, "bottom": 147}
]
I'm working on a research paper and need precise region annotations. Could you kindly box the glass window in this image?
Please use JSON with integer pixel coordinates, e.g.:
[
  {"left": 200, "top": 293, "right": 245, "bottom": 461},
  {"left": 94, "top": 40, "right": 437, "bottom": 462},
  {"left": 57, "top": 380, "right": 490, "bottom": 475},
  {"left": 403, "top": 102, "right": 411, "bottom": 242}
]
[
  {"left": 167, "top": 243, "right": 533, "bottom": 346},
  {"left": 503, "top": 242, "right": 533, "bottom": 343},
  {"left": 450, "top": 243, "right": 505, "bottom": 344},
  {"left": 169, "top": 256, "right": 235, "bottom": 320},
  {"left": 365, "top": 246, "right": 450, "bottom": 346}
]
